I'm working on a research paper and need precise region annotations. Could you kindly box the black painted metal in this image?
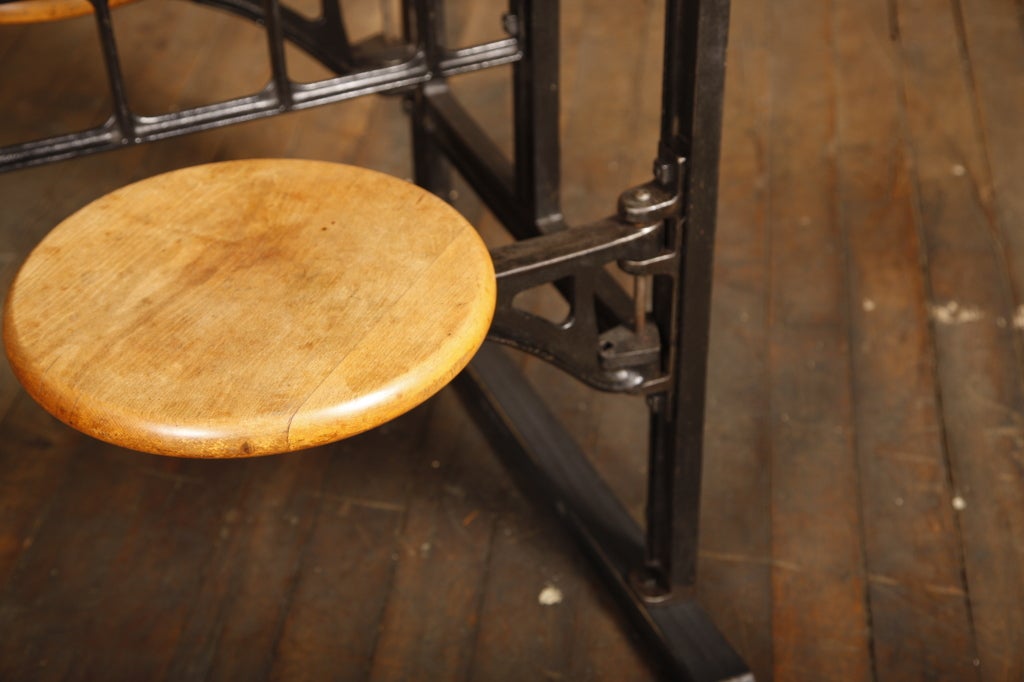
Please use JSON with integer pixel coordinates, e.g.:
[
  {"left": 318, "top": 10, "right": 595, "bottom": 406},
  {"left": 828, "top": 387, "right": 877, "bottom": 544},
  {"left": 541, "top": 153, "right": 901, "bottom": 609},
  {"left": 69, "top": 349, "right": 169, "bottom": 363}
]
[
  {"left": 646, "top": 0, "right": 734, "bottom": 597},
  {"left": 190, "top": 0, "right": 357, "bottom": 72},
  {"left": 89, "top": 0, "right": 135, "bottom": 138},
  {"left": 1, "top": 0, "right": 747, "bottom": 678},
  {"left": 488, "top": 219, "right": 664, "bottom": 392},
  {"left": 423, "top": 89, "right": 637, "bottom": 331},
  {"left": 262, "top": 0, "right": 293, "bottom": 108},
  {"left": 0, "top": 0, "right": 520, "bottom": 173},
  {"left": 509, "top": 0, "right": 563, "bottom": 232},
  {"left": 459, "top": 345, "right": 752, "bottom": 682},
  {"left": 406, "top": 0, "right": 451, "bottom": 198},
  {"left": 407, "top": 0, "right": 747, "bottom": 676}
]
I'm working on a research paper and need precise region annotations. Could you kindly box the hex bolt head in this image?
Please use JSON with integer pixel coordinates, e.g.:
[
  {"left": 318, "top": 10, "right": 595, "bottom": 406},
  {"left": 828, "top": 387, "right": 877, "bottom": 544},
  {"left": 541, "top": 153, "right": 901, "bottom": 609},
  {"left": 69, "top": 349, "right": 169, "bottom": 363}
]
[{"left": 502, "top": 13, "right": 519, "bottom": 36}]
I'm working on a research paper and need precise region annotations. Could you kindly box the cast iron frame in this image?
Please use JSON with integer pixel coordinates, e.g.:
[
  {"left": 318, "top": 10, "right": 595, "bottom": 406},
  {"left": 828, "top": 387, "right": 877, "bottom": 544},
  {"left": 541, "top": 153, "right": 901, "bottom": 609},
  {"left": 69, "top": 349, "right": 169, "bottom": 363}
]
[{"left": 0, "top": 0, "right": 750, "bottom": 679}]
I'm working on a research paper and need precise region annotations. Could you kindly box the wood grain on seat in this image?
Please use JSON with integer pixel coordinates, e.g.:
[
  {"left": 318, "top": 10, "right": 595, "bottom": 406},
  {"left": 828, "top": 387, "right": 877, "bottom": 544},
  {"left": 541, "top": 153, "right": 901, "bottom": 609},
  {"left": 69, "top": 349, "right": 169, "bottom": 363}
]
[{"left": 3, "top": 159, "right": 495, "bottom": 458}]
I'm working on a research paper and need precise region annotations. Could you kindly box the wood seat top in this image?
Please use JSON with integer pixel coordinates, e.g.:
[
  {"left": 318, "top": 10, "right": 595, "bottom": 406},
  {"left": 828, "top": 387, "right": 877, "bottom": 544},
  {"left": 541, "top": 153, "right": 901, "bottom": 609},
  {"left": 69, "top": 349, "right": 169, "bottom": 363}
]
[
  {"left": 0, "top": 0, "right": 137, "bottom": 24},
  {"left": 3, "top": 159, "right": 495, "bottom": 458}
]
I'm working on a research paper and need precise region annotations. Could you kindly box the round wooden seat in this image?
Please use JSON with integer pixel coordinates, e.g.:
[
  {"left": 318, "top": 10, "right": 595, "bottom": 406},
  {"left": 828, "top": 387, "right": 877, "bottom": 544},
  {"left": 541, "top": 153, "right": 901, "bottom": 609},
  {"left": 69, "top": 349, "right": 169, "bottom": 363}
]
[
  {"left": 3, "top": 159, "right": 495, "bottom": 458},
  {"left": 0, "top": 0, "right": 137, "bottom": 24}
]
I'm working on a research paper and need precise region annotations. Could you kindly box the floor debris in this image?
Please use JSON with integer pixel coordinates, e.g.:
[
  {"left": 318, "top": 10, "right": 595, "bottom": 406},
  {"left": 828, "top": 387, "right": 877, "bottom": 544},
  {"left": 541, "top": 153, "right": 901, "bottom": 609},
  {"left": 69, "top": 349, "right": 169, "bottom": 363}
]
[
  {"left": 929, "top": 301, "right": 984, "bottom": 325},
  {"left": 538, "top": 584, "right": 563, "bottom": 606}
]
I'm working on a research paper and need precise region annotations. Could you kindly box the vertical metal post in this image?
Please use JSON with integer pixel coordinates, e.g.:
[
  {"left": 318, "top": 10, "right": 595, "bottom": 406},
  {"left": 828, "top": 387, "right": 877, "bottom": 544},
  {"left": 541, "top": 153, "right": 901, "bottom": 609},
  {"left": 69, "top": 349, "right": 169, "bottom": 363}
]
[
  {"left": 643, "top": 0, "right": 732, "bottom": 594},
  {"left": 263, "top": 0, "right": 293, "bottom": 108},
  {"left": 510, "top": 0, "right": 563, "bottom": 233},
  {"left": 320, "top": 0, "right": 348, "bottom": 47},
  {"left": 89, "top": 0, "right": 135, "bottom": 139},
  {"left": 406, "top": 0, "right": 451, "bottom": 197}
]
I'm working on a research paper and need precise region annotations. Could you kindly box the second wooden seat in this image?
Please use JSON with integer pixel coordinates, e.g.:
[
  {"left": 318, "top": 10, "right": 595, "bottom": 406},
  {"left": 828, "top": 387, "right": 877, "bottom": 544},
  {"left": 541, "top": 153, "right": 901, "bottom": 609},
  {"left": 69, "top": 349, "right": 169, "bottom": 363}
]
[{"left": 0, "top": 0, "right": 137, "bottom": 24}]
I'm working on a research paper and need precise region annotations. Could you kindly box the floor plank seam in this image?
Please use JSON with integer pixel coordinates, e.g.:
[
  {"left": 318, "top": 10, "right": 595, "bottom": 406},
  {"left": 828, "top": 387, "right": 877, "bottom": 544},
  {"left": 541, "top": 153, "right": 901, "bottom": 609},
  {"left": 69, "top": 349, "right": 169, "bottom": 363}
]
[
  {"left": 830, "top": 0, "right": 882, "bottom": 671},
  {"left": 886, "top": 1, "right": 984, "bottom": 674}
]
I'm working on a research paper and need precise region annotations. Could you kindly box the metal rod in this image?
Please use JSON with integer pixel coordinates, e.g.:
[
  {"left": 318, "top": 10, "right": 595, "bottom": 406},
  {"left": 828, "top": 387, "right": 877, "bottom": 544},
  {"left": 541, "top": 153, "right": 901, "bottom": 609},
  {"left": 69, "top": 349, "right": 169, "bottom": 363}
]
[
  {"left": 510, "top": 0, "right": 563, "bottom": 231},
  {"left": 89, "top": 0, "right": 135, "bottom": 140},
  {"left": 666, "top": 0, "right": 731, "bottom": 592},
  {"left": 262, "top": 0, "right": 293, "bottom": 107},
  {"left": 643, "top": 0, "right": 733, "bottom": 593},
  {"left": 438, "top": 38, "right": 521, "bottom": 75},
  {"left": 406, "top": 0, "right": 451, "bottom": 197}
]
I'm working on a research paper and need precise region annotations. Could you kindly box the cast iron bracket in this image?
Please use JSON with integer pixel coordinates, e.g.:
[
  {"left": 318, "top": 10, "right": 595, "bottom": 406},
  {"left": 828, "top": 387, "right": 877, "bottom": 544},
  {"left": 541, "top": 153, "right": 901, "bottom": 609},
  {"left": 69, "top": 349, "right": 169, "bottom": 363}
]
[{"left": 487, "top": 218, "right": 667, "bottom": 392}]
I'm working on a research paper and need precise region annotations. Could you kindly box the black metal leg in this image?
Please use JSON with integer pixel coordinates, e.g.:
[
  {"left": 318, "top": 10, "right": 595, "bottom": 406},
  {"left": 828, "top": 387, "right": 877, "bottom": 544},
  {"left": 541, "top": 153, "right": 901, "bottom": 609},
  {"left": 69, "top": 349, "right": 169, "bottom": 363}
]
[
  {"left": 459, "top": 345, "right": 751, "bottom": 682},
  {"left": 510, "top": 0, "right": 564, "bottom": 232},
  {"left": 649, "top": 0, "right": 733, "bottom": 596},
  {"left": 409, "top": 0, "right": 748, "bottom": 677}
]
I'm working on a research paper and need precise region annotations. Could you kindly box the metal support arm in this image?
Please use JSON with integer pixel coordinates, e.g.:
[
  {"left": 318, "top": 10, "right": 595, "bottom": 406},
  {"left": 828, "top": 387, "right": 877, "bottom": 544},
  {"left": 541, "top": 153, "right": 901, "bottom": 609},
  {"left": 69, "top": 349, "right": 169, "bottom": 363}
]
[{"left": 488, "top": 219, "right": 665, "bottom": 392}]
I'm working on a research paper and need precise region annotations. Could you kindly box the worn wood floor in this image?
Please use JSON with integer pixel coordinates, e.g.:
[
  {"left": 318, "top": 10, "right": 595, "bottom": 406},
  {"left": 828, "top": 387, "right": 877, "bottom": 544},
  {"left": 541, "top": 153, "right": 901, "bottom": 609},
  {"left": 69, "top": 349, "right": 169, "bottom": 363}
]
[{"left": 1, "top": 0, "right": 1023, "bottom": 680}]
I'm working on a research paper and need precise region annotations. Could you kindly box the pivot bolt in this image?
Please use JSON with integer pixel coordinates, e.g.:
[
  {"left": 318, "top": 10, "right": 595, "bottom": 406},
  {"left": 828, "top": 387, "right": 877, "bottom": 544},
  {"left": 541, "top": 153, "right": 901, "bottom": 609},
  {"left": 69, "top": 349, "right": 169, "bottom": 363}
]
[{"left": 502, "top": 13, "right": 519, "bottom": 36}]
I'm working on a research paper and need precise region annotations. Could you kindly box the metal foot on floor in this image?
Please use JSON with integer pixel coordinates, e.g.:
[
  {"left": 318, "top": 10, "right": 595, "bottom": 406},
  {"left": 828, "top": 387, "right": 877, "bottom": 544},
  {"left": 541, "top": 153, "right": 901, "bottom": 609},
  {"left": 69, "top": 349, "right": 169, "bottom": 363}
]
[{"left": 456, "top": 344, "right": 752, "bottom": 682}]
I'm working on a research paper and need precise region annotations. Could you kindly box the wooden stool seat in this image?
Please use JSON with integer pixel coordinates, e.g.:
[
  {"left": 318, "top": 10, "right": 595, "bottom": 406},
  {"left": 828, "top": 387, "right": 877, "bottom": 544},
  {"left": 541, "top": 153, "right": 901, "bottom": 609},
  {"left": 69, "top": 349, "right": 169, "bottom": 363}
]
[
  {"left": 0, "top": 0, "right": 137, "bottom": 24},
  {"left": 3, "top": 159, "right": 495, "bottom": 457}
]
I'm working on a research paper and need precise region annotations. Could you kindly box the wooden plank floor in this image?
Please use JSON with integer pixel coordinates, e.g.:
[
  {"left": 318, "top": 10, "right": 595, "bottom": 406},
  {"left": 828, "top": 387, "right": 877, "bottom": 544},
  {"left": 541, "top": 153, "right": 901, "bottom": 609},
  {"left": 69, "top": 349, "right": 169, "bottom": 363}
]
[{"left": 1, "top": 0, "right": 1022, "bottom": 680}]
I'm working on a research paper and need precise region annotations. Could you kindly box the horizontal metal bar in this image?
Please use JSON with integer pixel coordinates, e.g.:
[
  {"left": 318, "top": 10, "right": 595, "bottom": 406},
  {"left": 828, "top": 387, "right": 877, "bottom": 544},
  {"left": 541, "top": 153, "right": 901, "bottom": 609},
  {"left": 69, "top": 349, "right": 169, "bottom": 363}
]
[
  {"left": 134, "top": 89, "right": 282, "bottom": 137},
  {"left": 0, "top": 59, "right": 423, "bottom": 172},
  {"left": 457, "top": 344, "right": 753, "bottom": 682},
  {"left": 0, "top": 121, "right": 122, "bottom": 171},
  {"left": 438, "top": 37, "right": 522, "bottom": 75},
  {"left": 0, "top": 35, "right": 519, "bottom": 174},
  {"left": 491, "top": 217, "right": 660, "bottom": 284},
  {"left": 289, "top": 56, "right": 427, "bottom": 107}
]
